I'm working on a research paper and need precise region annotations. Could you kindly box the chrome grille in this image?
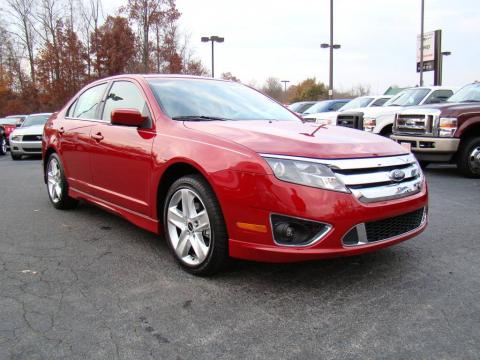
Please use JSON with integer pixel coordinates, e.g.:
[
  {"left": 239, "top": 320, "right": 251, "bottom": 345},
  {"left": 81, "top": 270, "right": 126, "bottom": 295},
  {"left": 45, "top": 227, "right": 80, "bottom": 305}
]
[
  {"left": 395, "top": 114, "right": 432, "bottom": 135},
  {"left": 322, "top": 154, "right": 424, "bottom": 203},
  {"left": 336, "top": 112, "right": 364, "bottom": 130}
]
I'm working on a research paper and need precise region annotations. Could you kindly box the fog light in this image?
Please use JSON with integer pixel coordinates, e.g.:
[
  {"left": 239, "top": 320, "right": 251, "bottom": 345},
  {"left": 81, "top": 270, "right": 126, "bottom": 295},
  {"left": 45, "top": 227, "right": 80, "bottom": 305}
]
[{"left": 271, "top": 214, "right": 331, "bottom": 246}]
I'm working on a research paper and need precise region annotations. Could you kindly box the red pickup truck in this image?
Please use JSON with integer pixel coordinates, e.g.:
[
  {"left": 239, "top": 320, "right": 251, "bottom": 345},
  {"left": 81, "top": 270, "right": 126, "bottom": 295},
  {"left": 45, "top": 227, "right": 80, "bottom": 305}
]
[{"left": 392, "top": 82, "right": 480, "bottom": 177}]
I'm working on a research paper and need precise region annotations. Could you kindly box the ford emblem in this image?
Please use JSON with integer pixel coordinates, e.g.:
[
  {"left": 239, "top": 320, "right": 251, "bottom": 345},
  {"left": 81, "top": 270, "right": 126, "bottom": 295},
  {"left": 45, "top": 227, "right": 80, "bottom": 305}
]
[{"left": 390, "top": 169, "right": 405, "bottom": 182}]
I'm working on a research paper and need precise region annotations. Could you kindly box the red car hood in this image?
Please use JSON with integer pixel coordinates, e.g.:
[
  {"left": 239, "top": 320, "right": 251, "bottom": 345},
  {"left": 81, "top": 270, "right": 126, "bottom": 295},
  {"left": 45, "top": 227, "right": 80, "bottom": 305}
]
[{"left": 185, "top": 120, "right": 407, "bottom": 159}]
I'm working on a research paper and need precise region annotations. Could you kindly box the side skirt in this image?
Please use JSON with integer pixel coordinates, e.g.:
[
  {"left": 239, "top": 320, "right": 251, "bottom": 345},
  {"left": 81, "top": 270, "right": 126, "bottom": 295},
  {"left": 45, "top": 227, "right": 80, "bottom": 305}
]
[{"left": 69, "top": 187, "right": 160, "bottom": 235}]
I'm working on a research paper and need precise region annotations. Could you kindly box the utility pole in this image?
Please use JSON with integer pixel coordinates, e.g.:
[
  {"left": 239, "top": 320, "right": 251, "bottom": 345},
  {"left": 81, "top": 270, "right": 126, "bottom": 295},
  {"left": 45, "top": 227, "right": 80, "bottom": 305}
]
[{"left": 281, "top": 80, "right": 290, "bottom": 103}]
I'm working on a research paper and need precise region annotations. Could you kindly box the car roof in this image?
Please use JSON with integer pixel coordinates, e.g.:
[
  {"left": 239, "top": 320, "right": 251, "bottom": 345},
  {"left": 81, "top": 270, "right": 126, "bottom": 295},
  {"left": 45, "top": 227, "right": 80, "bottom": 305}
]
[{"left": 27, "top": 113, "right": 53, "bottom": 116}]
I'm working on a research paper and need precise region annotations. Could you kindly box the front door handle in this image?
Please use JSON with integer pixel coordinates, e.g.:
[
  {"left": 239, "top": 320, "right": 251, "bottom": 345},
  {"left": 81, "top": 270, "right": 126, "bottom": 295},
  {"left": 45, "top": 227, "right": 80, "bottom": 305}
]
[
  {"left": 91, "top": 132, "right": 104, "bottom": 141},
  {"left": 58, "top": 127, "right": 65, "bottom": 134}
]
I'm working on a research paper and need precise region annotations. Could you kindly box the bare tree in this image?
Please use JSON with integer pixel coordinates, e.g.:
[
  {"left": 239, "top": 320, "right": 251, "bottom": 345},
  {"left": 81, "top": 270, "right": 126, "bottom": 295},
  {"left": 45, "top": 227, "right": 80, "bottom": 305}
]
[
  {"left": 34, "top": 0, "right": 64, "bottom": 80},
  {"left": 5, "top": 0, "right": 37, "bottom": 83},
  {"left": 78, "top": 0, "right": 102, "bottom": 77}
]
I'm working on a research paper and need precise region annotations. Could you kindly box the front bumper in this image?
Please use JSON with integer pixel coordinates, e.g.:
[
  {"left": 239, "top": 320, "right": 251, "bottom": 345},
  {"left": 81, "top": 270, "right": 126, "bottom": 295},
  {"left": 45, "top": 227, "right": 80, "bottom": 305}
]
[
  {"left": 212, "top": 171, "right": 428, "bottom": 263},
  {"left": 391, "top": 135, "right": 459, "bottom": 162},
  {"left": 9, "top": 140, "right": 42, "bottom": 155}
]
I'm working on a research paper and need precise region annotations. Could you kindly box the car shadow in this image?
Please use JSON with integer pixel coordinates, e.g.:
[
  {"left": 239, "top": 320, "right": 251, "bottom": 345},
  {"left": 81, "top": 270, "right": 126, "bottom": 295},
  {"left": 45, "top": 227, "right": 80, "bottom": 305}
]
[{"left": 72, "top": 198, "right": 415, "bottom": 286}]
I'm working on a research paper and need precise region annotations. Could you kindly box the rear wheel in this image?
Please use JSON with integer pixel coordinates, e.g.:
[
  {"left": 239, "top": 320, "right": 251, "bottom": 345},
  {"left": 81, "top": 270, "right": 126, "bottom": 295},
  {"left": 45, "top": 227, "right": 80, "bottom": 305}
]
[
  {"left": 457, "top": 137, "right": 480, "bottom": 178},
  {"left": 0, "top": 136, "right": 6, "bottom": 155},
  {"left": 163, "top": 175, "right": 229, "bottom": 276},
  {"left": 45, "top": 153, "right": 79, "bottom": 209}
]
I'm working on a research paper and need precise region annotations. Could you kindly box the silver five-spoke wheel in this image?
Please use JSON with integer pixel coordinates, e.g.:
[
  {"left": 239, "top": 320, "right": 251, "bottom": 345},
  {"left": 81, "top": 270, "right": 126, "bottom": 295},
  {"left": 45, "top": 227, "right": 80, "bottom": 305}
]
[
  {"left": 167, "top": 188, "right": 211, "bottom": 266},
  {"left": 47, "top": 157, "right": 62, "bottom": 203},
  {"left": 469, "top": 146, "right": 480, "bottom": 175}
]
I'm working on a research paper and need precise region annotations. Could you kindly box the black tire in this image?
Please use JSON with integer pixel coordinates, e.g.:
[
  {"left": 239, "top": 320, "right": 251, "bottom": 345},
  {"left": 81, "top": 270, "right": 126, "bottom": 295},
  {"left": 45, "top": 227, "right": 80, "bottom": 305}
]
[
  {"left": 10, "top": 152, "right": 22, "bottom": 160},
  {"left": 419, "top": 161, "right": 430, "bottom": 170},
  {"left": 45, "top": 153, "right": 79, "bottom": 209},
  {"left": 163, "top": 175, "right": 229, "bottom": 276},
  {"left": 0, "top": 136, "right": 6, "bottom": 155},
  {"left": 457, "top": 137, "right": 480, "bottom": 178}
]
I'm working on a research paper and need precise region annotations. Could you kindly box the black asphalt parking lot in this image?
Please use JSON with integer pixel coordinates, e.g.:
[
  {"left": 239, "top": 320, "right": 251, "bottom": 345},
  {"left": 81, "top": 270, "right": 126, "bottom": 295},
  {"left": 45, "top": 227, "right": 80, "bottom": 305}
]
[{"left": 0, "top": 155, "right": 479, "bottom": 360}]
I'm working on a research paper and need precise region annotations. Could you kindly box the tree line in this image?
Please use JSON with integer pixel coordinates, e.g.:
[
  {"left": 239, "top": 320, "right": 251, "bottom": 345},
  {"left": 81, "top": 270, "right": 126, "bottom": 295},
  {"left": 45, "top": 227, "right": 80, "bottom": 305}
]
[{"left": 0, "top": 0, "right": 207, "bottom": 116}]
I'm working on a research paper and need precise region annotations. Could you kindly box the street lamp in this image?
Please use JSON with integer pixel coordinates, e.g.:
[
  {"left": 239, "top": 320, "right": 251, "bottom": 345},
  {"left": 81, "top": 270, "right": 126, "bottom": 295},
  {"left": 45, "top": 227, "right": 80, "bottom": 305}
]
[
  {"left": 201, "top": 35, "right": 224, "bottom": 78},
  {"left": 321, "top": 0, "right": 341, "bottom": 99},
  {"left": 438, "top": 51, "right": 451, "bottom": 86}
]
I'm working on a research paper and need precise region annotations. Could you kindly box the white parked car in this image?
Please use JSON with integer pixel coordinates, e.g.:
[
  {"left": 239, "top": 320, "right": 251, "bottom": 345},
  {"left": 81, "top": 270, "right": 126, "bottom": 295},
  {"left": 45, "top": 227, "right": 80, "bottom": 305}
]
[
  {"left": 304, "top": 95, "right": 392, "bottom": 125},
  {"left": 337, "top": 86, "right": 455, "bottom": 137},
  {"left": 9, "top": 113, "right": 52, "bottom": 160}
]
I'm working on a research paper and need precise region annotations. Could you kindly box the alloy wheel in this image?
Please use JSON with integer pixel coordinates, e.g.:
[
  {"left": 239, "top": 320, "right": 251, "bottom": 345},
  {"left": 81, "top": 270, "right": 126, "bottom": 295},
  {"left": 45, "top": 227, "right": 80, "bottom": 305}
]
[
  {"left": 47, "top": 157, "right": 62, "bottom": 203},
  {"left": 469, "top": 146, "right": 480, "bottom": 175},
  {"left": 167, "top": 188, "right": 211, "bottom": 266},
  {"left": 1, "top": 137, "right": 6, "bottom": 154}
]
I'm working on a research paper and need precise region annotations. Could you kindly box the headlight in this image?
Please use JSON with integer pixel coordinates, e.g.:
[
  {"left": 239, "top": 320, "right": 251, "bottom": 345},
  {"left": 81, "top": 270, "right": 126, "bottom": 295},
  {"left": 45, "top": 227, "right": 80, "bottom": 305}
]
[
  {"left": 438, "top": 117, "right": 457, "bottom": 137},
  {"left": 11, "top": 135, "right": 21, "bottom": 141},
  {"left": 263, "top": 157, "right": 349, "bottom": 193},
  {"left": 316, "top": 118, "right": 334, "bottom": 125},
  {"left": 363, "top": 117, "right": 376, "bottom": 132}
]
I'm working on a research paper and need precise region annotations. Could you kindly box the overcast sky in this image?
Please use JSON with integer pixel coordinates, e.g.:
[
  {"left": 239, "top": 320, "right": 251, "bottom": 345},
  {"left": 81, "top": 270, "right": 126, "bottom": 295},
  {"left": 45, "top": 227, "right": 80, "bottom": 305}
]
[{"left": 103, "top": 0, "right": 479, "bottom": 94}]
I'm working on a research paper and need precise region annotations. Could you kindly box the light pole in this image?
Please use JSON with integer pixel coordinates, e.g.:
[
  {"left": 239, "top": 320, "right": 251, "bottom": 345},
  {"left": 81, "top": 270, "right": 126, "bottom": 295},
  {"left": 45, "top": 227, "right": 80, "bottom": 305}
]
[
  {"left": 321, "top": 0, "right": 341, "bottom": 99},
  {"left": 281, "top": 80, "right": 290, "bottom": 103},
  {"left": 201, "top": 35, "right": 224, "bottom": 78},
  {"left": 419, "top": 0, "right": 425, "bottom": 86}
]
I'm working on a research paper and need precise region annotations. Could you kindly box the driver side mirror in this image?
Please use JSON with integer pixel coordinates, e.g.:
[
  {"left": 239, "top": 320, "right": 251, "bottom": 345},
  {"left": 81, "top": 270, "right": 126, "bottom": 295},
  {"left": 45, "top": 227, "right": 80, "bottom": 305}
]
[{"left": 111, "top": 109, "right": 146, "bottom": 127}]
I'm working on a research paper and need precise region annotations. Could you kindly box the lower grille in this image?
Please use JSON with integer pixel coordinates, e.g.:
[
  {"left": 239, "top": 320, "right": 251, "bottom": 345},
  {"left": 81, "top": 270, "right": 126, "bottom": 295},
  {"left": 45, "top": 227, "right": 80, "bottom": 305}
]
[
  {"left": 22, "top": 135, "right": 42, "bottom": 141},
  {"left": 343, "top": 208, "right": 426, "bottom": 246},
  {"left": 22, "top": 148, "right": 41, "bottom": 152}
]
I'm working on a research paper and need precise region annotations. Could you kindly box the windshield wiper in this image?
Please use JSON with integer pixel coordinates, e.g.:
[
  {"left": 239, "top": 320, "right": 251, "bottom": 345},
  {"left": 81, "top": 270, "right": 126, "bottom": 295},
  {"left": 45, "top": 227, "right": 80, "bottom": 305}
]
[
  {"left": 462, "top": 99, "right": 480, "bottom": 103},
  {"left": 171, "top": 115, "right": 229, "bottom": 121}
]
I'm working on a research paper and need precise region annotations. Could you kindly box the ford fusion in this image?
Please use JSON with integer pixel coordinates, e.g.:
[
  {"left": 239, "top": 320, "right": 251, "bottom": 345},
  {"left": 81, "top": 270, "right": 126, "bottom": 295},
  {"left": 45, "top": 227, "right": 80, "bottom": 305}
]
[{"left": 42, "top": 75, "right": 428, "bottom": 275}]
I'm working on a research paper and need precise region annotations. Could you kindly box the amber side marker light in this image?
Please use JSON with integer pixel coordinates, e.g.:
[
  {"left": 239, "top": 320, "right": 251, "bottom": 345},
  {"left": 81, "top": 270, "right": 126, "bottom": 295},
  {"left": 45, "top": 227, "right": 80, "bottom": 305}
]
[{"left": 236, "top": 222, "right": 268, "bottom": 233}]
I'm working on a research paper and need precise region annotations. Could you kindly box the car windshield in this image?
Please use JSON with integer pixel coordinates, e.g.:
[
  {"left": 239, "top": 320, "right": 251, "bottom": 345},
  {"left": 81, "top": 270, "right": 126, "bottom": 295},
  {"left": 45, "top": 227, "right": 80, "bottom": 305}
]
[
  {"left": 339, "top": 97, "right": 373, "bottom": 111},
  {"left": 388, "top": 88, "right": 430, "bottom": 106},
  {"left": 288, "top": 102, "right": 316, "bottom": 113},
  {"left": 447, "top": 83, "right": 480, "bottom": 103},
  {"left": 148, "top": 78, "right": 300, "bottom": 121},
  {"left": 22, "top": 114, "right": 51, "bottom": 127},
  {"left": 0, "top": 118, "right": 18, "bottom": 125},
  {"left": 303, "top": 101, "right": 333, "bottom": 114}
]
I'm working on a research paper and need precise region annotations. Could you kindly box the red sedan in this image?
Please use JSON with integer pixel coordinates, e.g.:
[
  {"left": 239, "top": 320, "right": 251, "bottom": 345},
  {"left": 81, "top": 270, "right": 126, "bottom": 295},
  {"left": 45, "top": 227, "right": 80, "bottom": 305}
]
[{"left": 42, "top": 75, "right": 428, "bottom": 275}]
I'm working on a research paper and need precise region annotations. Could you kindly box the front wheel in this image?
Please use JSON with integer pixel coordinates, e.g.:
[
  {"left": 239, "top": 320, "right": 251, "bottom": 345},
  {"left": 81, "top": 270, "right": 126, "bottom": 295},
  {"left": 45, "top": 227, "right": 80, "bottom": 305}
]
[
  {"left": 45, "top": 153, "right": 79, "bottom": 209},
  {"left": 163, "top": 175, "right": 229, "bottom": 276},
  {"left": 0, "top": 136, "right": 6, "bottom": 155},
  {"left": 11, "top": 152, "right": 22, "bottom": 160},
  {"left": 457, "top": 137, "right": 480, "bottom": 178}
]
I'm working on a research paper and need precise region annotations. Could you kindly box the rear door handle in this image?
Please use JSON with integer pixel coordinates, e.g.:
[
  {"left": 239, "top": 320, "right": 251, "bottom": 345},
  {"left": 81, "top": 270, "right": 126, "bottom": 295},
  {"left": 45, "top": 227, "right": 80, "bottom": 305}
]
[
  {"left": 91, "top": 132, "right": 104, "bottom": 141},
  {"left": 58, "top": 127, "right": 65, "bottom": 134}
]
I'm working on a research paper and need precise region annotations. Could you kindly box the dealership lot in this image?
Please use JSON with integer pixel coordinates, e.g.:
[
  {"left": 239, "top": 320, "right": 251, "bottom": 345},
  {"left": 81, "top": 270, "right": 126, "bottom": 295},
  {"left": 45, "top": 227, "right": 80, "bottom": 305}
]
[{"left": 0, "top": 156, "right": 479, "bottom": 359}]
